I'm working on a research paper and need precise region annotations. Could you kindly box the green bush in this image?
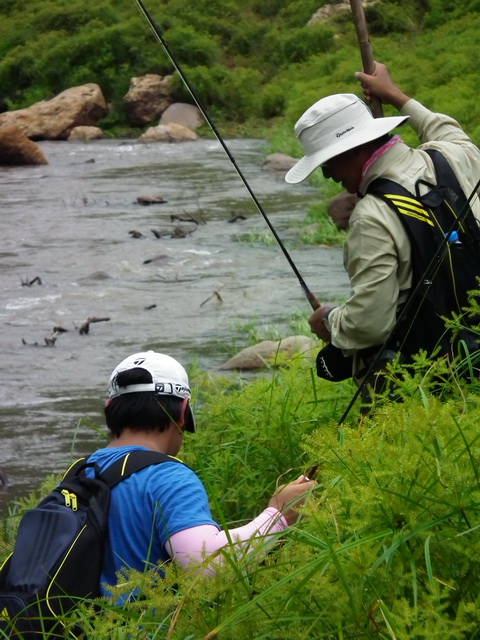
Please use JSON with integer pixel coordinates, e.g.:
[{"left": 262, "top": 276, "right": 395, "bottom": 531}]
[
  {"left": 5, "top": 357, "right": 480, "bottom": 637},
  {"left": 282, "top": 24, "right": 336, "bottom": 63},
  {"left": 277, "top": 0, "right": 333, "bottom": 27},
  {"left": 227, "top": 22, "right": 271, "bottom": 57},
  {"left": 172, "top": 64, "right": 263, "bottom": 122},
  {"left": 162, "top": 24, "right": 222, "bottom": 67},
  {"left": 422, "top": 0, "right": 474, "bottom": 27},
  {"left": 259, "top": 81, "right": 288, "bottom": 119},
  {"left": 366, "top": 1, "right": 420, "bottom": 35}
]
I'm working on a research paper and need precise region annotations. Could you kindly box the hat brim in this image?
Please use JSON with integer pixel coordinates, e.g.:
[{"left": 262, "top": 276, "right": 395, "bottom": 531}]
[
  {"left": 185, "top": 403, "right": 196, "bottom": 433},
  {"left": 285, "top": 115, "right": 409, "bottom": 184}
]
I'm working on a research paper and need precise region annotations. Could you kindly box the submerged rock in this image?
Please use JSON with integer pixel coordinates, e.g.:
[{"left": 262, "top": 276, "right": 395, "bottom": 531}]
[
  {"left": 138, "top": 122, "right": 198, "bottom": 143},
  {"left": 68, "top": 126, "right": 104, "bottom": 141},
  {"left": 262, "top": 152, "right": 298, "bottom": 173}
]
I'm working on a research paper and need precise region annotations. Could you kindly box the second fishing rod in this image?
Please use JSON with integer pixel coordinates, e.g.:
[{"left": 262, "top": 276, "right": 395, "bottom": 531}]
[{"left": 133, "top": 0, "right": 321, "bottom": 312}]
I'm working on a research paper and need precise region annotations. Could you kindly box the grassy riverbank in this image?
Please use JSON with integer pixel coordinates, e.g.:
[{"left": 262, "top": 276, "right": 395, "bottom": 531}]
[{"left": 2, "top": 348, "right": 480, "bottom": 638}]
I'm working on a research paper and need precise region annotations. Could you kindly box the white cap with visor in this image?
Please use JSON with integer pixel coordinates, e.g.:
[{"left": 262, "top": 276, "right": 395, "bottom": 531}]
[{"left": 108, "top": 350, "right": 196, "bottom": 433}]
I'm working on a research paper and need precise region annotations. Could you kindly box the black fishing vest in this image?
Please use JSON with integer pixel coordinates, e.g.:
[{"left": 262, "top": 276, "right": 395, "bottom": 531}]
[{"left": 367, "top": 149, "right": 480, "bottom": 358}]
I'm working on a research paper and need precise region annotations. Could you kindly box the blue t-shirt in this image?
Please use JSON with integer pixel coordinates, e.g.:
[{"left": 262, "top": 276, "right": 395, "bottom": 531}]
[{"left": 87, "top": 446, "right": 218, "bottom": 595}]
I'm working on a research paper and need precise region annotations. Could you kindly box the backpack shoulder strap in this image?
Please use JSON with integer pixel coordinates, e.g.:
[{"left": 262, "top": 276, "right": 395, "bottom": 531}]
[
  {"left": 62, "top": 457, "right": 88, "bottom": 481},
  {"left": 98, "top": 450, "right": 183, "bottom": 489},
  {"left": 423, "top": 148, "right": 468, "bottom": 211}
]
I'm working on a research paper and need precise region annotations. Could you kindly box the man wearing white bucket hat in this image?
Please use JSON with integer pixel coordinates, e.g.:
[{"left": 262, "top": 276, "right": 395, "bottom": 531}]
[{"left": 286, "top": 62, "right": 480, "bottom": 388}]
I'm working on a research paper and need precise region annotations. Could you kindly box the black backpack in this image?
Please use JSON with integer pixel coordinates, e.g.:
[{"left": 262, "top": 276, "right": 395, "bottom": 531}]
[
  {"left": 367, "top": 148, "right": 480, "bottom": 359},
  {"left": 0, "top": 449, "right": 180, "bottom": 639}
]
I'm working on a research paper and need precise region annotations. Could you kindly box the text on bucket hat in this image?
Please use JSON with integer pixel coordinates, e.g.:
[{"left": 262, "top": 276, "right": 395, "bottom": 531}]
[
  {"left": 108, "top": 350, "right": 196, "bottom": 432},
  {"left": 285, "top": 93, "right": 409, "bottom": 184}
]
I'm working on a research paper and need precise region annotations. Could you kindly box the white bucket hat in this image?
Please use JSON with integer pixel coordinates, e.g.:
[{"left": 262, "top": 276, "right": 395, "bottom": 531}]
[
  {"left": 108, "top": 350, "right": 196, "bottom": 432},
  {"left": 285, "top": 93, "right": 409, "bottom": 184}
]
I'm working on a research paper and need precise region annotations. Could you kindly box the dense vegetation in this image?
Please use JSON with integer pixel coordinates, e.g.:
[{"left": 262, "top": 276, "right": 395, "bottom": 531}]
[
  {"left": 3, "top": 1, "right": 480, "bottom": 637},
  {"left": 3, "top": 348, "right": 480, "bottom": 638},
  {"left": 1, "top": 0, "right": 480, "bottom": 145}
]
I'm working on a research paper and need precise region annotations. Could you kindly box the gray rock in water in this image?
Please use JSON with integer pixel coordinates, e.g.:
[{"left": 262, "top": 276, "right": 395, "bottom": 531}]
[
  {"left": 78, "top": 270, "right": 112, "bottom": 281},
  {"left": 262, "top": 152, "right": 298, "bottom": 173},
  {"left": 160, "top": 103, "right": 204, "bottom": 130},
  {"left": 219, "top": 335, "right": 317, "bottom": 370},
  {"left": 68, "top": 126, "right": 104, "bottom": 141},
  {"left": 138, "top": 122, "right": 198, "bottom": 143}
]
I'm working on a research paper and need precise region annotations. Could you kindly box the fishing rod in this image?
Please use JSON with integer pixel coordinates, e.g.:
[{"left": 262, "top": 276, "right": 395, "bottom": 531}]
[
  {"left": 338, "top": 176, "right": 480, "bottom": 425},
  {"left": 349, "top": 0, "right": 383, "bottom": 118},
  {"left": 132, "top": 0, "right": 321, "bottom": 311}
]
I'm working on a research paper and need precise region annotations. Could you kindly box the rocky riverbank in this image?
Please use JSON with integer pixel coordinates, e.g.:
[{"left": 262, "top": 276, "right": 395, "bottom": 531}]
[{"left": 0, "top": 74, "right": 209, "bottom": 165}]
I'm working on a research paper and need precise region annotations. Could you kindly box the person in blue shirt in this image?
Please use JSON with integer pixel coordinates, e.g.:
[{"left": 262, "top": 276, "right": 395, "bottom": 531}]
[{"left": 91, "top": 350, "right": 315, "bottom": 594}]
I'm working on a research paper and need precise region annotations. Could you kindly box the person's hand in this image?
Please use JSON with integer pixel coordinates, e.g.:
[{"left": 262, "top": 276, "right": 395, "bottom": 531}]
[
  {"left": 268, "top": 475, "right": 317, "bottom": 526},
  {"left": 308, "top": 303, "right": 336, "bottom": 341},
  {"left": 355, "top": 61, "right": 410, "bottom": 111}
]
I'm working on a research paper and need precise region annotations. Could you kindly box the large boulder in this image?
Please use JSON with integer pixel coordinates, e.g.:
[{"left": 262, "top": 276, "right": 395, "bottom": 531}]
[
  {"left": 219, "top": 336, "right": 317, "bottom": 370},
  {"left": 0, "top": 125, "right": 48, "bottom": 165},
  {"left": 123, "top": 74, "right": 173, "bottom": 126},
  {"left": 159, "top": 103, "right": 204, "bottom": 130},
  {"left": 0, "top": 84, "right": 108, "bottom": 141},
  {"left": 138, "top": 122, "right": 199, "bottom": 143}
]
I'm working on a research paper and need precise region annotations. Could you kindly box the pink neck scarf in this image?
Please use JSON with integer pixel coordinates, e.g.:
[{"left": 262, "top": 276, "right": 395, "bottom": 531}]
[{"left": 362, "top": 134, "right": 403, "bottom": 178}]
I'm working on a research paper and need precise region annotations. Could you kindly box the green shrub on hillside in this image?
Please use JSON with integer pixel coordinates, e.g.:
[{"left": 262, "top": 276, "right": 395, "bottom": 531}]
[
  {"left": 277, "top": 0, "right": 334, "bottom": 25},
  {"left": 282, "top": 24, "right": 336, "bottom": 64},
  {"left": 2, "top": 0, "right": 480, "bottom": 138},
  {"left": 171, "top": 64, "right": 263, "bottom": 121},
  {"left": 162, "top": 24, "right": 222, "bottom": 67},
  {"left": 366, "top": 2, "right": 420, "bottom": 34}
]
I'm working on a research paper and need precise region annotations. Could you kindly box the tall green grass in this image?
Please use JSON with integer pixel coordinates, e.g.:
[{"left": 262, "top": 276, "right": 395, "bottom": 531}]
[{"left": 3, "top": 349, "right": 480, "bottom": 638}]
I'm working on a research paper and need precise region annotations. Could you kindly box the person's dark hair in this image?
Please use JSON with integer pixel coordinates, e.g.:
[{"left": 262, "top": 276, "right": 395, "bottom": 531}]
[{"left": 104, "top": 367, "right": 183, "bottom": 437}]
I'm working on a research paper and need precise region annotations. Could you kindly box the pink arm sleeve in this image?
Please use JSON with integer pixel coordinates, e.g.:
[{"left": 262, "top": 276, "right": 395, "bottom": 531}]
[{"left": 165, "top": 507, "right": 288, "bottom": 571}]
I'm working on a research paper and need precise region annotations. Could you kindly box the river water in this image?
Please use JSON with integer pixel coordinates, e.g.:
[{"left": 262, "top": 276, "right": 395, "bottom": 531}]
[{"left": 0, "top": 137, "right": 349, "bottom": 514}]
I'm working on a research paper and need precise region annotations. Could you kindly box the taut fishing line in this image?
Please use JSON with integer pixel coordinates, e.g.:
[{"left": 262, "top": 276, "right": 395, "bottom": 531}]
[{"left": 132, "top": 0, "right": 320, "bottom": 310}]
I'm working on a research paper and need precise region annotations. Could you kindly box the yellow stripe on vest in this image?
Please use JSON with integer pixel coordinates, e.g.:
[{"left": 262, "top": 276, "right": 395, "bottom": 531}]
[
  {"left": 397, "top": 207, "right": 435, "bottom": 226},
  {"left": 384, "top": 194, "right": 434, "bottom": 226}
]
